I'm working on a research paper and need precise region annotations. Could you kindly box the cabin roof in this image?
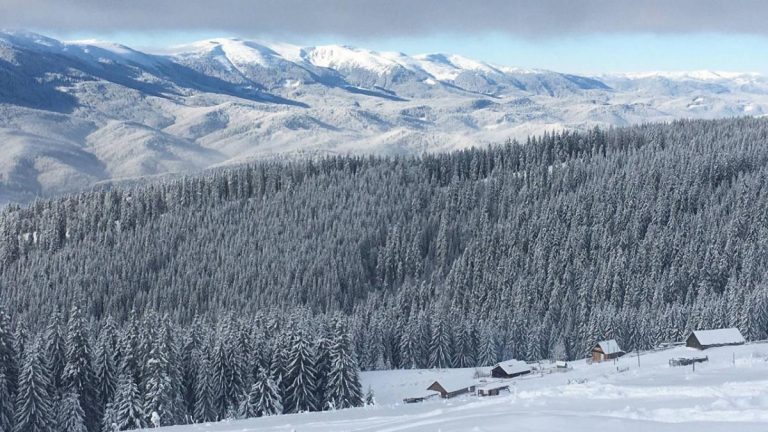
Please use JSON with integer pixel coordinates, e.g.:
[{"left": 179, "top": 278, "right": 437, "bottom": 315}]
[
  {"left": 494, "top": 359, "right": 531, "bottom": 376},
  {"left": 426, "top": 376, "right": 475, "bottom": 393},
  {"left": 594, "top": 339, "right": 623, "bottom": 355},
  {"left": 689, "top": 328, "right": 745, "bottom": 346},
  {"left": 477, "top": 381, "right": 510, "bottom": 392}
]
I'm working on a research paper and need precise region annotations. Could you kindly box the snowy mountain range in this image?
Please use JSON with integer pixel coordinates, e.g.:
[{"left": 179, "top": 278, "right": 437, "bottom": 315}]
[{"left": 1, "top": 31, "right": 767, "bottom": 204}]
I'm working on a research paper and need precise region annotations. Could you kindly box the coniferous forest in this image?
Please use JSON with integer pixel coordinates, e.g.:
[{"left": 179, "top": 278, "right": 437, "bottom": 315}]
[{"left": 2, "top": 117, "right": 768, "bottom": 430}]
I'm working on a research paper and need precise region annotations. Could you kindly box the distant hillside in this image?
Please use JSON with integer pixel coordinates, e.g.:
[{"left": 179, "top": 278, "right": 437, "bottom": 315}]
[
  {"left": 2, "top": 31, "right": 768, "bottom": 204},
  {"left": 3, "top": 117, "right": 768, "bottom": 370}
]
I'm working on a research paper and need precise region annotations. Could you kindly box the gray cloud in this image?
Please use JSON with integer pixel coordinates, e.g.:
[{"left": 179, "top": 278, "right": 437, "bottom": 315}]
[{"left": 1, "top": 0, "right": 767, "bottom": 38}]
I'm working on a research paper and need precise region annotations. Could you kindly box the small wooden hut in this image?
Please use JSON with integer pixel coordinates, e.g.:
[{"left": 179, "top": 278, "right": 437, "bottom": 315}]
[
  {"left": 491, "top": 359, "right": 532, "bottom": 379},
  {"left": 426, "top": 379, "right": 476, "bottom": 399},
  {"left": 591, "top": 339, "right": 624, "bottom": 362},
  {"left": 477, "top": 382, "right": 510, "bottom": 397}
]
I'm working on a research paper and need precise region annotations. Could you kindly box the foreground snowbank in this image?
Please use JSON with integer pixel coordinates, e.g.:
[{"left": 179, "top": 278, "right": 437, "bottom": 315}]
[{"left": 153, "top": 342, "right": 768, "bottom": 431}]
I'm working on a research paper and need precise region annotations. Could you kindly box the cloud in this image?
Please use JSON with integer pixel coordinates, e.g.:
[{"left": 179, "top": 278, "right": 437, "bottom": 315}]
[{"left": 2, "top": 0, "right": 767, "bottom": 38}]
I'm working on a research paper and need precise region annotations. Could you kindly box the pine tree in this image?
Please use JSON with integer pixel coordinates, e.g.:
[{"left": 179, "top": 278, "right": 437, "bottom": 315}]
[
  {"left": 14, "top": 340, "right": 53, "bottom": 432},
  {"left": 0, "top": 307, "right": 19, "bottom": 407},
  {"left": 325, "top": 324, "right": 363, "bottom": 410},
  {"left": 57, "top": 389, "right": 88, "bottom": 432},
  {"left": 110, "top": 373, "right": 145, "bottom": 431},
  {"left": 238, "top": 370, "right": 282, "bottom": 419},
  {"left": 63, "top": 305, "right": 98, "bottom": 432},
  {"left": 364, "top": 386, "right": 375, "bottom": 406},
  {"left": 143, "top": 341, "right": 173, "bottom": 427},
  {"left": 254, "top": 370, "right": 282, "bottom": 417},
  {"left": 43, "top": 314, "right": 66, "bottom": 396},
  {"left": 428, "top": 316, "right": 452, "bottom": 368},
  {"left": 477, "top": 326, "right": 497, "bottom": 366},
  {"left": 313, "top": 334, "right": 332, "bottom": 409},
  {"left": 93, "top": 325, "right": 118, "bottom": 423},
  {"left": 193, "top": 350, "right": 216, "bottom": 423},
  {"left": 0, "top": 371, "right": 13, "bottom": 432},
  {"left": 284, "top": 331, "right": 318, "bottom": 413}
]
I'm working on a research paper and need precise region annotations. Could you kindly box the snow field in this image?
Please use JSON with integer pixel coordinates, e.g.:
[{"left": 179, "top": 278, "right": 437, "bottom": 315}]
[{"left": 153, "top": 342, "right": 768, "bottom": 431}]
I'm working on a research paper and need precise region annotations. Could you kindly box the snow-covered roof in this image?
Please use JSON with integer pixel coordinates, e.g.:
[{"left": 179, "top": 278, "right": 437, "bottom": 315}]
[
  {"left": 477, "top": 381, "right": 510, "bottom": 392},
  {"left": 595, "top": 339, "right": 623, "bottom": 355},
  {"left": 690, "top": 328, "right": 745, "bottom": 346},
  {"left": 494, "top": 359, "right": 531, "bottom": 376},
  {"left": 426, "top": 376, "right": 476, "bottom": 393}
]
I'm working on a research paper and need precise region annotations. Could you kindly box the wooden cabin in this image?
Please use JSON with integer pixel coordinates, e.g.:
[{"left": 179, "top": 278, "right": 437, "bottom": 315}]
[
  {"left": 491, "top": 359, "right": 532, "bottom": 379},
  {"left": 477, "top": 382, "right": 510, "bottom": 397},
  {"left": 591, "top": 339, "right": 625, "bottom": 362},
  {"left": 426, "top": 379, "right": 476, "bottom": 399},
  {"left": 686, "top": 328, "right": 745, "bottom": 350}
]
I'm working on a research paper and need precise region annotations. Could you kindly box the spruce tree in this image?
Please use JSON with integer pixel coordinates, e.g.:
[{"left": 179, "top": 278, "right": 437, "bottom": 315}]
[
  {"left": 0, "top": 371, "right": 13, "bottom": 432},
  {"left": 110, "top": 373, "right": 145, "bottom": 431},
  {"left": 428, "top": 316, "right": 452, "bottom": 369},
  {"left": 193, "top": 350, "right": 216, "bottom": 423},
  {"left": 63, "top": 305, "right": 98, "bottom": 432},
  {"left": 57, "top": 389, "right": 87, "bottom": 432},
  {"left": 0, "top": 307, "right": 19, "bottom": 405},
  {"left": 325, "top": 324, "right": 363, "bottom": 410},
  {"left": 284, "top": 331, "right": 318, "bottom": 413},
  {"left": 14, "top": 340, "right": 53, "bottom": 432},
  {"left": 93, "top": 326, "right": 117, "bottom": 424},
  {"left": 143, "top": 341, "right": 173, "bottom": 427},
  {"left": 254, "top": 370, "right": 282, "bottom": 417}
]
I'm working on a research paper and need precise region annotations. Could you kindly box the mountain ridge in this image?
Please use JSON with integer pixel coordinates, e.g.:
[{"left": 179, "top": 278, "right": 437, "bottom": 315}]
[{"left": 1, "top": 31, "right": 767, "bottom": 205}]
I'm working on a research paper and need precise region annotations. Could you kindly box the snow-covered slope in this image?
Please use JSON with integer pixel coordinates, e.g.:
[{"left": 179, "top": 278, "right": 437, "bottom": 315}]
[
  {"left": 152, "top": 342, "right": 768, "bottom": 431},
  {"left": 1, "top": 31, "right": 768, "bottom": 204}
]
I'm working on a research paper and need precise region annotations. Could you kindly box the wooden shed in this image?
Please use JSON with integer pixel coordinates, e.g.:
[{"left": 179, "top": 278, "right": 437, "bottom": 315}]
[
  {"left": 491, "top": 359, "right": 532, "bottom": 379},
  {"left": 591, "top": 339, "right": 624, "bottom": 362},
  {"left": 477, "top": 382, "right": 510, "bottom": 397},
  {"left": 686, "top": 328, "right": 745, "bottom": 350},
  {"left": 426, "top": 379, "right": 476, "bottom": 399}
]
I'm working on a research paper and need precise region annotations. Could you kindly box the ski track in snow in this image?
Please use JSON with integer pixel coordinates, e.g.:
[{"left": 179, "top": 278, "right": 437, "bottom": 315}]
[{"left": 152, "top": 343, "right": 768, "bottom": 432}]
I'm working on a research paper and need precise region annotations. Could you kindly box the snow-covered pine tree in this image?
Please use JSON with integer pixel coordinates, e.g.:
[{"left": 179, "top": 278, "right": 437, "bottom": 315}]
[
  {"left": 364, "top": 386, "right": 375, "bottom": 406},
  {"left": 43, "top": 313, "right": 66, "bottom": 396},
  {"left": 325, "top": 323, "right": 363, "bottom": 410},
  {"left": 254, "top": 370, "right": 282, "bottom": 417},
  {"left": 57, "top": 389, "right": 87, "bottom": 432},
  {"left": 398, "top": 315, "right": 420, "bottom": 369},
  {"left": 428, "top": 316, "right": 452, "bottom": 368},
  {"left": 14, "top": 339, "right": 54, "bottom": 432},
  {"left": 0, "top": 371, "right": 13, "bottom": 432},
  {"left": 284, "top": 331, "right": 318, "bottom": 413},
  {"left": 63, "top": 305, "right": 98, "bottom": 432},
  {"left": 0, "top": 307, "right": 19, "bottom": 408},
  {"left": 93, "top": 323, "right": 118, "bottom": 423},
  {"left": 110, "top": 372, "right": 145, "bottom": 431},
  {"left": 209, "top": 338, "right": 229, "bottom": 419},
  {"left": 312, "top": 332, "right": 332, "bottom": 409},
  {"left": 193, "top": 349, "right": 216, "bottom": 423},
  {"left": 13, "top": 321, "right": 28, "bottom": 365},
  {"left": 452, "top": 322, "right": 475, "bottom": 368},
  {"left": 477, "top": 325, "right": 497, "bottom": 366},
  {"left": 143, "top": 340, "right": 173, "bottom": 427}
]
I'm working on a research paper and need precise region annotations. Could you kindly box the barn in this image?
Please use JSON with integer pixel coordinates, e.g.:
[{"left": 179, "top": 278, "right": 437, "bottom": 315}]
[
  {"left": 591, "top": 339, "right": 625, "bottom": 362},
  {"left": 491, "top": 359, "right": 532, "bottom": 379},
  {"left": 426, "top": 378, "right": 476, "bottom": 399},
  {"left": 686, "top": 328, "right": 745, "bottom": 350}
]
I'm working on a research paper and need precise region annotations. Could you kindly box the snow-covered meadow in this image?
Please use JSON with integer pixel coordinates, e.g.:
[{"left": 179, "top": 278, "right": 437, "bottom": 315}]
[{"left": 152, "top": 342, "right": 768, "bottom": 431}]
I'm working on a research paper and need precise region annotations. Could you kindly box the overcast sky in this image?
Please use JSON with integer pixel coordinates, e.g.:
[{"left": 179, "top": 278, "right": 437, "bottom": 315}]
[{"left": 2, "top": 0, "right": 766, "bottom": 73}]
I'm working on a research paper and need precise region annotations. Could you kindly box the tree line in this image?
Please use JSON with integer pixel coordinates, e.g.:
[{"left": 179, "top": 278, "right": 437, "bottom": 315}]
[{"left": 0, "top": 305, "right": 366, "bottom": 431}]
